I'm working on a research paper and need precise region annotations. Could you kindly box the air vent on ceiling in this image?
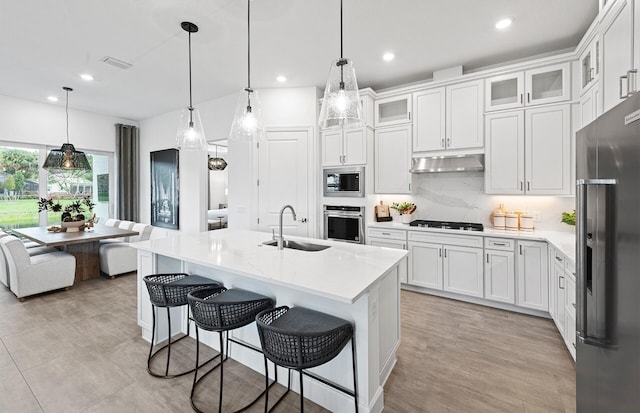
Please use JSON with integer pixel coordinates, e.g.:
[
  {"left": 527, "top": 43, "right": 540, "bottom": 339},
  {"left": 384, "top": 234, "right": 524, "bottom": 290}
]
[{"left": 100, "top": 56, "right": 133, "bottom": 70}]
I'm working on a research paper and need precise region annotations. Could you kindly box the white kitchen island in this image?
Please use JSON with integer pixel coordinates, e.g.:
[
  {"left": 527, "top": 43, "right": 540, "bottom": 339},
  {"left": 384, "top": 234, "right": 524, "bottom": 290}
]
[{"left": 132, "top": 229, "right": 407, "bottom": 413}]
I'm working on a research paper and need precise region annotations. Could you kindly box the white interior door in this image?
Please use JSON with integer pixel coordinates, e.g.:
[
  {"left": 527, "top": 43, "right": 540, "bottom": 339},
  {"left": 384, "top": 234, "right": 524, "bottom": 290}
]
[{"left": 258, "top": 127, "right": 310, "bottom": 237}]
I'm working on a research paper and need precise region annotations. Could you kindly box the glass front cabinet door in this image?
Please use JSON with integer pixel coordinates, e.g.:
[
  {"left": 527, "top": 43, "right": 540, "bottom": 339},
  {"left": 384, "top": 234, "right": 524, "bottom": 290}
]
[
  {"left": 485, "top": 63, "right": 571, "bottom": 111},
  {"left": 375, "top": 94, "right": 412, "bottom": 127}
]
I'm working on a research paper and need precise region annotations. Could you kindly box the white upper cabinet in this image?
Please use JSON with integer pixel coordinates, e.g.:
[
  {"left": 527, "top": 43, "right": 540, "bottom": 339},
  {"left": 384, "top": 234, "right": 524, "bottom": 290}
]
[
  {"left": 485, "top": 111, "right": 525, "bottom": 194},
  {"left": 321, "top": 127, "right": 368, "bottom": 167},
  {"left": 485, "top": 63, "right": 571, "bottom": 111},
  {"left": 580, "top": 38, "right": 600, "bottom": 95},
  {"left": 412, "top": 88, "right": 446, "bottom": 152},
  {"left": 446, "top": 80, "right": 484, "bottom": 150},
  {"left": 412, "top": 80, "right": 483, "bottom": 153},
  {"left": 374, "top": 125, "right": 412, "bottom": 194},
  {"left": 375, "top": 94, "right": 412, "bottom": 127},
  {"left": 485, "top": 72, "right": 525, "bottom": 111},
  {"left": 601, "top": 0, "right": 636, "bottom": 112},
  {"left": 525, "top": 105, "right": 571, "bottom": 195},
  {"left": 485, "top": 104, "right": 570, "bottom": 195}
]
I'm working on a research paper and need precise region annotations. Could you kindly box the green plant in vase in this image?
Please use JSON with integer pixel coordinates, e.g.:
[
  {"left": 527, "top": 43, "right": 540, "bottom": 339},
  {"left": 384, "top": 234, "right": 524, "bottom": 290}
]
[
  {"left": 38, "top": 196, "right": 95, "bottom": 223},
  {"left": 561, "top": 210, "right": 576, "bottom": 226}
]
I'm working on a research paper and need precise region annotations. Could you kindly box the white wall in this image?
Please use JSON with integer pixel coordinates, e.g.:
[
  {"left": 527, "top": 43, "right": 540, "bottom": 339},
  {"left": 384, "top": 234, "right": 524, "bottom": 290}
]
[
  {"left": 0, "top": 94, "right": 137, "bottom": 152},
  {"left": 139, "top": 87, "right": 320, "bottom": 233},
  {"left": 371, "top": 171, "right": 576, "bottom": 232}
]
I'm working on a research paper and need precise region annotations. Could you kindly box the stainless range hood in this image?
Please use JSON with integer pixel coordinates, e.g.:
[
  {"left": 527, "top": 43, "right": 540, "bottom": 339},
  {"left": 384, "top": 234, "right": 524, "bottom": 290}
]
[{"left": 410, "top": 154, "right": 484, "bottom": 173}]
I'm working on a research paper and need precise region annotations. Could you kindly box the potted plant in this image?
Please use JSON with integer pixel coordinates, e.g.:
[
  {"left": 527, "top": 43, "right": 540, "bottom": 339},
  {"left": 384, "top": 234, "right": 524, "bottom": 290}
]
[
  {"left": 38, "top": 196, "right": 96, "bottom": 230},
  {"left": 391, "top": 202, "right": 416, "bottom": 224},
  {"left": 561, "top": 210, "right": 576, "bottom": 226}
]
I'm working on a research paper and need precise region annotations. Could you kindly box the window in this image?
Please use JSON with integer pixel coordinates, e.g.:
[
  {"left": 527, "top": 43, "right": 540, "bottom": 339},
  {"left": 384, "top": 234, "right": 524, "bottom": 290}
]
[{"left": 0, "top": 142, "right": 114, "bottom": 230}]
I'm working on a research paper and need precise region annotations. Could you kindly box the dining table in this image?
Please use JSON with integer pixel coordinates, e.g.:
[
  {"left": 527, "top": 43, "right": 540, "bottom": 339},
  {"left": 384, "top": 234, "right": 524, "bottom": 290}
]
[{"left": 13, "top": 224, "right": 139, "bottom": 281}]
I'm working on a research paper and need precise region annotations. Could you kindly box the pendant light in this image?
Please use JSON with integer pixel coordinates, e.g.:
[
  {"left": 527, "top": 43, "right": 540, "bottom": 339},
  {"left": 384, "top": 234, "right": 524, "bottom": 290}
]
[
  {"left": 176, "top": 21, "right": 206, "bottom": 150},
  {"left": 318, "top": 0, "right": 363, "bottom": 130},
  {"left": 208, "top": 145, "right": 228, "bottom": 171},
  {"left": 42, "top": 87, "right": 92, "bottom": 171},
  {"left": 229, "top": 0, "right": 264, "bottom": 141}
]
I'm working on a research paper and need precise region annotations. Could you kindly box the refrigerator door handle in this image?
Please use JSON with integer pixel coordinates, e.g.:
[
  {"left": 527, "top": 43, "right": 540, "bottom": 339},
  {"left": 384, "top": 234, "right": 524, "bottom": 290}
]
[{"left": 576, "top": 178, "right": 617, "bottom": 347}]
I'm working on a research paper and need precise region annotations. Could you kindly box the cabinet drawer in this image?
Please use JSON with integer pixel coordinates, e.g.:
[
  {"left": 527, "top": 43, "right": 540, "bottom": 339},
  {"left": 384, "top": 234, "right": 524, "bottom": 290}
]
[
  {"left": 408, "top": 231, "right": 483, "bottom": 248},
  {"left": 484, "top": 237, "right": 515, "bottom": 251},
  {"left": 566, "top": 274, "right": 576, "bottom": 317},
  {"left": 368, "top": 227, "right": 407, "bottom": 241}
]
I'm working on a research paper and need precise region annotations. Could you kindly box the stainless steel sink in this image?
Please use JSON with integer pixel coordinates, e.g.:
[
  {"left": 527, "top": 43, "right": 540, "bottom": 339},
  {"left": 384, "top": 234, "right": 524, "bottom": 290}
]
[{"left": 262, "top": 239, "right": 330, "bottom": 252}]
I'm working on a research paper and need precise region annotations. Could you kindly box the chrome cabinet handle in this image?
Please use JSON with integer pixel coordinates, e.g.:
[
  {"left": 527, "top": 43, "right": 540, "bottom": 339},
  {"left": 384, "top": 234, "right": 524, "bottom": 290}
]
[
  {"left": 527, "top": 92, "right": 530, "bottom": 103},
  {"left": 402, "top": 244, "right": 406, "bottom": 249},
  {"left": 408, "top": 111, "right": 411, "bottom": 121},
  {"left": 628, "top": 69, "right": 637, "bottom": 95},
  {"left": 439, "top": 248, "right": 442, "bottom": 257},
  {"left": 300, "top": 218, "right": 308, "bottom": 223},
  {"left": 620, "top": 75, "right": 629, "bottom": 99},
  {"left": 555, "top": 256, "right": 563, "bottom": 262},
  {"left": 441, "top": 138, "right": 445, "bottom": 148},
  {"left": 572, "top": 303, "right": 576, "bottom": 309},
  {"left": 520, "top": 182, "right": 523, "bottom": 191},
  {"left": 559, "top": 275, "right": 565, "bottom": 289},
  {"left": 520, "top": 94, "right": 523, "bottom": 104},
  {"left": 519, "top": 245, "right": 523, "bottom": 255},
  {"left": 381, "top": 232, "right": 391, "bottom": 236},
  {"left": 343, "top": 155, "right": 347, "bottom": 163},
  {"left": 444, "top": 249, "right": 447, "bottom": 258},
  {"left": 492, "top": 242, "right": 507, "bottom": 246},
  {"left": 486, "top": 254, "right": 489, "bottom": 264},
  {"left": 590, "top": 68, "right": 595, "bottom": 82},
  {"left": 572, "top": 343, "right": 577, "bottom": 349},
  {"left": 527, "top": 181, "right": 531, "bottom": 191}
]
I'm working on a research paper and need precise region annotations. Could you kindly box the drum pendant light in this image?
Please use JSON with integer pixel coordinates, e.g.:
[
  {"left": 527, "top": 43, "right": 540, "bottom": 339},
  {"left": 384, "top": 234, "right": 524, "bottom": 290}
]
[
  {"left": 176, "top": 21, "right": 206, "bottom": 150},
  {"left": 318, "top": 0, "right": 363, "bottom": 130},
  {"left": 42, "top": 87, "right": 92, "bottom": 171},
  {"left": 229, "top": 0, "right": 264, "bottom": 141}
]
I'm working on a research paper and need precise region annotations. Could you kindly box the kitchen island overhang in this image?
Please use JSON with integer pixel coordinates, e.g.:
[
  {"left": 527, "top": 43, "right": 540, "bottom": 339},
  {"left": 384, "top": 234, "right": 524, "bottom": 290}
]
[{"left": 132, "top": 229, "right": 407, "bottom": 413}]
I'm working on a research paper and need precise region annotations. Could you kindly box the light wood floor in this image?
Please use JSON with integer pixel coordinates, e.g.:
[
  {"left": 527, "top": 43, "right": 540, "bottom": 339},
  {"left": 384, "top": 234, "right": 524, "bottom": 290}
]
[{"left": 0, "top": 275, "right": 575, "bottom": 412}]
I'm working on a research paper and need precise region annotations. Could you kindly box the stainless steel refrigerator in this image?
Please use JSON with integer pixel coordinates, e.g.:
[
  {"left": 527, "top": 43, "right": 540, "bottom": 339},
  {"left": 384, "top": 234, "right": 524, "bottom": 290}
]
[{"left": 576, "top": 92, "right": 640, "bottom": 412}]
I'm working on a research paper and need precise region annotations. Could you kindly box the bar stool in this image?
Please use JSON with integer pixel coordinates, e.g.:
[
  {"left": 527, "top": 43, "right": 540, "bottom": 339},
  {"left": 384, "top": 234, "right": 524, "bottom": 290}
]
[
  {"left": 187, "top": 286, "right": 275, "bottom": 413},
  {"left": 255, "top": 306, "right": 358, "bottom": 413},
  {"left": 143, "top": 273, "right": 221, "bottom": 378}
]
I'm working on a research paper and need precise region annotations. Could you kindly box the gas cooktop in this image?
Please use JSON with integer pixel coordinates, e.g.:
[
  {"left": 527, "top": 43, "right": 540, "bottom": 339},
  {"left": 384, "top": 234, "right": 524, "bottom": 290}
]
[{"left": 409, "top": 220, "right": 484, "bottom": 232}]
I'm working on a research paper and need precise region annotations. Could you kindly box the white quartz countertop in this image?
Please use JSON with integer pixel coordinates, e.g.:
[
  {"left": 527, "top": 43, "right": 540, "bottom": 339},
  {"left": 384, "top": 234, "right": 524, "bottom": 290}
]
[
  {"left": 132, "top": 229, "right": 407, "bottom": 304},
  {"left": 368, "top": 222, "right": 576, "bottom": 262}
]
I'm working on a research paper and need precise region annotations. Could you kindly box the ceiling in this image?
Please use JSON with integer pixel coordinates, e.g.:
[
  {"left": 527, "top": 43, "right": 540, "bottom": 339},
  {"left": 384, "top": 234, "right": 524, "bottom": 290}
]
[{"left": 0, "top": 0, "right": 598, "bottom": 121}]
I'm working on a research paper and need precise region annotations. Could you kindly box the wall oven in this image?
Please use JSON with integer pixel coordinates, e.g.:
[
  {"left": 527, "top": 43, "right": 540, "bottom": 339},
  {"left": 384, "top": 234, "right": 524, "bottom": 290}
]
[
  {"left": 323, "top": 205, "right": 365, "bottom": 244},
  {"left": 323, "top": 167, "right": 365, "bottom": 197}
]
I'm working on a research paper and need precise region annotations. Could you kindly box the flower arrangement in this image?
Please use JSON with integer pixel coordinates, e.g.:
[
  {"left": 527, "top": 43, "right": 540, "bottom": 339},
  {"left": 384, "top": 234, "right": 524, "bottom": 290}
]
[
  {"left": 38, "top": 196, "right": 95, "bottom": 222},
  {"left": 561, "top": 210, "right": 576, "bottom": 226},
  {"left": 390, "top": 202, "right": 416, "bottom": 215}
]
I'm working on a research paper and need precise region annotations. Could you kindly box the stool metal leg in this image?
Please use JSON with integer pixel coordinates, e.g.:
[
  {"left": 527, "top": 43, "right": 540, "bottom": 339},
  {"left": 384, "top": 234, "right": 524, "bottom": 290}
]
[
  {"left": 147, "top": 305, "right": 157, "bottom": 371},
  {"left": 299, "top": 369, "right": 304, "bottom": 412},
  {"left": 218, "top": 331, "right": 224, "bottom": 413},
  {"left": 165, "top": 307, "right": 172, "bottom": 376},
  {"left": 352, "top": 338, "right": 359, "bottom": 413},
  {"left": 263, "top": 356, "right": 269, "bottom": 413}
]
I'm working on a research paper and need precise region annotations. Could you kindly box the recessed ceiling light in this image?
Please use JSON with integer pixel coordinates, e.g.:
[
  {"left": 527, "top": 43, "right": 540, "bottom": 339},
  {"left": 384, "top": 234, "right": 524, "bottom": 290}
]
[
  {"left": 276, "top": 75, "right": 287, "bottom": 83},
  {"left": 80, "top": 73, "right": 94, "bottom": 81},
  {"left": 383, "top": 52, "right": 395, "bottom": 62},
  {"left": 47, "top": 96, "right": 59, "bottom": 102},
  {"left": 495, "top": 18, "right": 513, "bottom": 30}
]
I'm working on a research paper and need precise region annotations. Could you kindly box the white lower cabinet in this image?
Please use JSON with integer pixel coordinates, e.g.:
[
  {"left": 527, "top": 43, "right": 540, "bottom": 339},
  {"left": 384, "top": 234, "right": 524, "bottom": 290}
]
[
  {"left": 407, "top": 232, "right": 483, "bottom": 298},
  {"left": 553, "top": 261, "right": 567, "bottom": 336},
  {"left": 443, "top": 245, "right": 484, "bottom": 297},
  {"left": 367, "top": 228, "right": 408, "bottom": 284},
  {"left": 485, "top": 248, "right": 516, "bottom": 304},
  {"left": 408, "top": 241, "right": 443, "bottom": 289},
  {"left": 516, "top": 240, "right": 549, "bottom": 311},
  {"left": 565, "top": 274, "right": 577, "bottom": 360}
]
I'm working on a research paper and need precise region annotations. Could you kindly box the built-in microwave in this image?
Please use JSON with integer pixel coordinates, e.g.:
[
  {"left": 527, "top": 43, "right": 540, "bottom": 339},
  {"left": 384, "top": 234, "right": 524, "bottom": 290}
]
[{"left": 323, "top": 167, "right": 365, "bottom": 197}]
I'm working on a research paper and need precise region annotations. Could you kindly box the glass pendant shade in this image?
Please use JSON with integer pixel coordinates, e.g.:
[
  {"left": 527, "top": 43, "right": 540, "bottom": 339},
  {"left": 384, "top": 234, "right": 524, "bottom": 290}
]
[
  {"left": 176, "top": 107, "right": 206, "bottom": 150},
  {"left": 229, "top": 89, "right": 264, "bottom": 141},
  {"left": 43, "top": 143, "right": 91, "bottom": 171},
  {"left": 318, "top": 58, "right": 363, "bottom": 129}
]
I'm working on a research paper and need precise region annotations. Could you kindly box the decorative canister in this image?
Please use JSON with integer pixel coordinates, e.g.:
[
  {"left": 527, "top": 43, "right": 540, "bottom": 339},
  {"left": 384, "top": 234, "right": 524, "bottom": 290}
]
[
  {"left": 520, "top": 214, "right": 534, "bottom": 232},
  {"left": 505, "top": 214, "right": 519, "bottom": 231},
  {"left": 493, "top": 213, "right": 506, "bottom": 230}
]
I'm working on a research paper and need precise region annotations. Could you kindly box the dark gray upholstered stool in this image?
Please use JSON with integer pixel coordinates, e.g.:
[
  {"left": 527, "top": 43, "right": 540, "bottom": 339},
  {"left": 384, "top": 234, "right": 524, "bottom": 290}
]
[
  {"left": 187, "top": 286, "right": 275, "bottom": 413},
  {"left": 256, "top": 306, "right": 358, "bottom": 412},
  {"left": 143, "top": 273, "right": 221, "bottom": 378}
]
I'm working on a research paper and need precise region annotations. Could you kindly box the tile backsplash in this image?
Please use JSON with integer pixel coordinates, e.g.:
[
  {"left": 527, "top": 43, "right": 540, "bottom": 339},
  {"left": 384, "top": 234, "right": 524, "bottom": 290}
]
[{"left": 370, "top": 171, "right": 576, "bottom": 232}]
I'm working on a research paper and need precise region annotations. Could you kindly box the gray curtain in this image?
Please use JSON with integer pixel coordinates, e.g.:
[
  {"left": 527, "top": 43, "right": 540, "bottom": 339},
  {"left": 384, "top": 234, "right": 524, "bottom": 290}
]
[{"left": 115, "top": 124, "right": 139, "bottom": 221}]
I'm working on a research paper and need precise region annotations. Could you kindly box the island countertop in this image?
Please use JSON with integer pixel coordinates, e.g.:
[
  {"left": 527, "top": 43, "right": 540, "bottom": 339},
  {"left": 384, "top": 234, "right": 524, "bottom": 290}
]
[{"left": 132, "top": 228, "right": 407, "bottom": 304}]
